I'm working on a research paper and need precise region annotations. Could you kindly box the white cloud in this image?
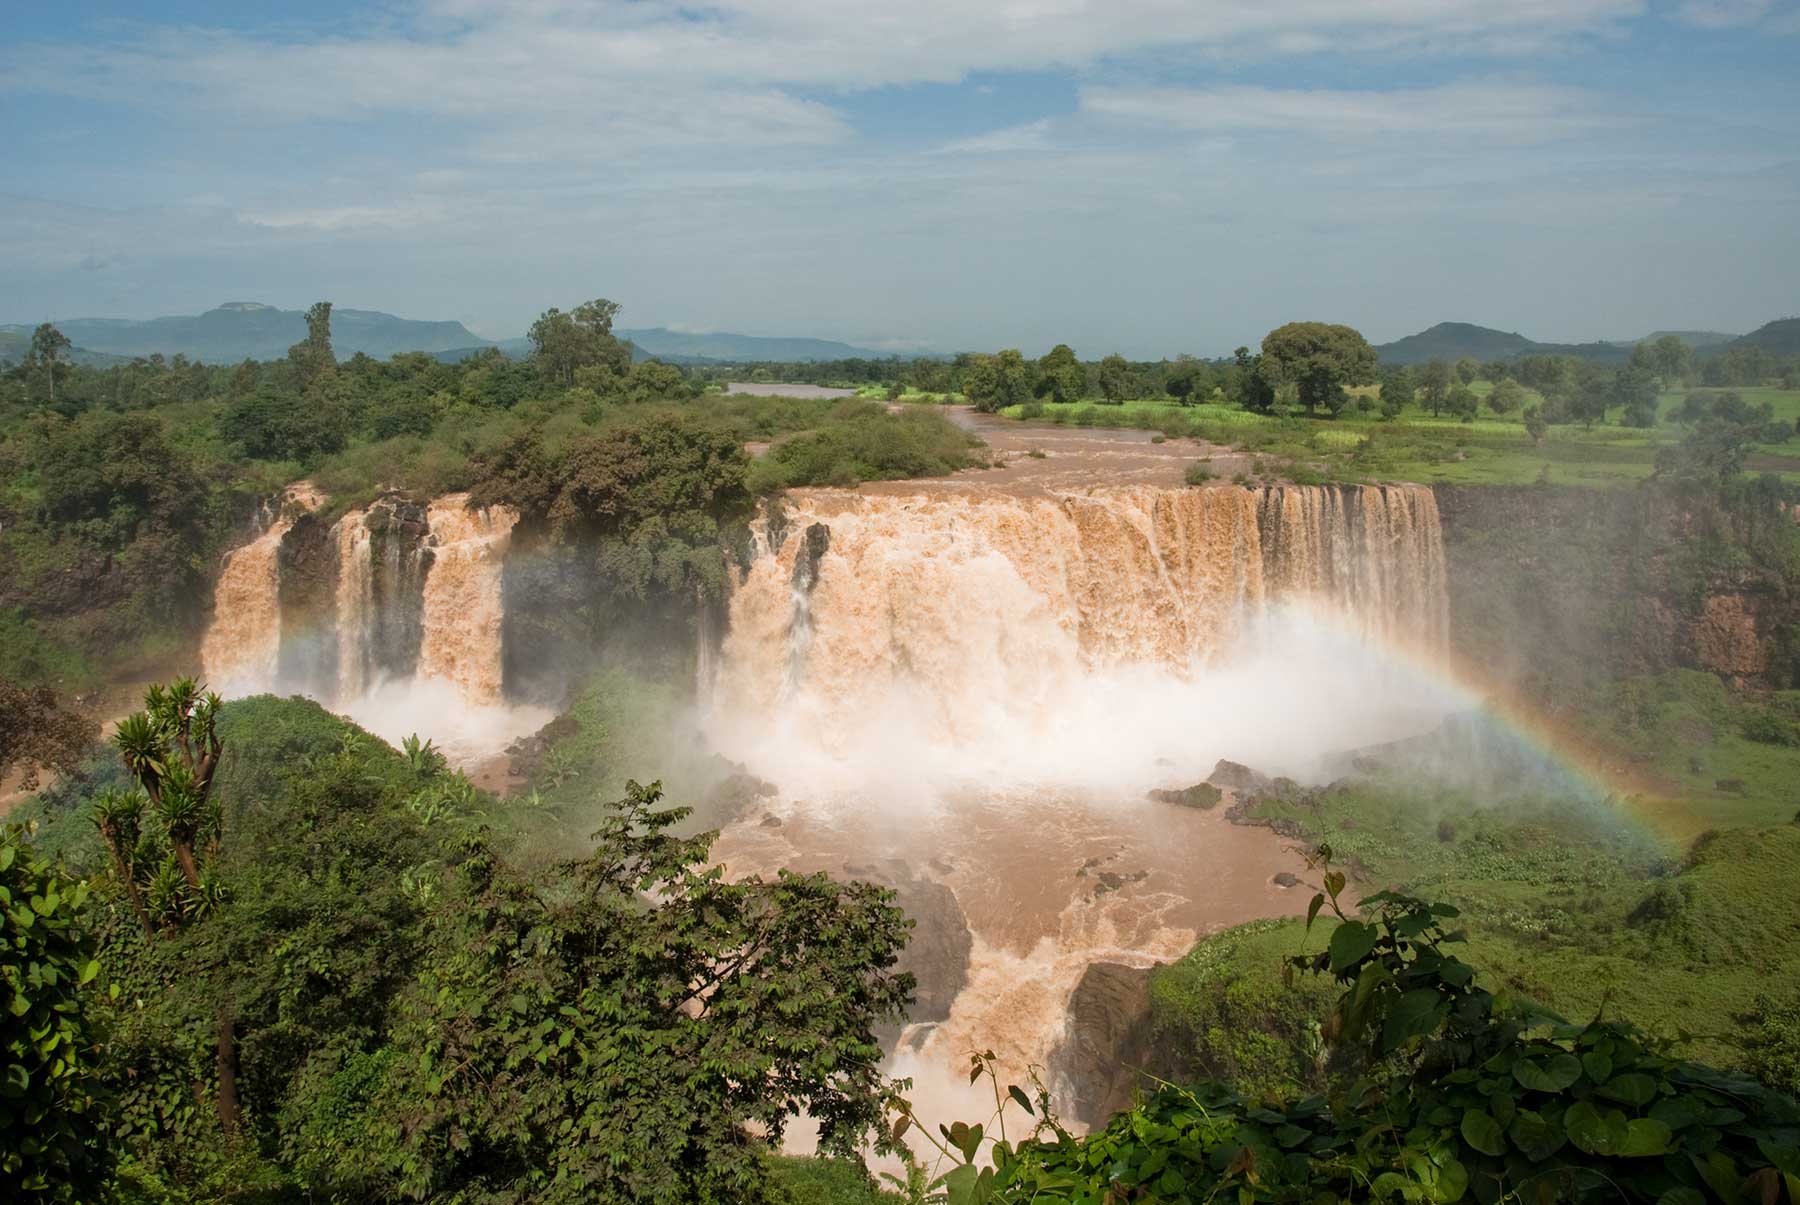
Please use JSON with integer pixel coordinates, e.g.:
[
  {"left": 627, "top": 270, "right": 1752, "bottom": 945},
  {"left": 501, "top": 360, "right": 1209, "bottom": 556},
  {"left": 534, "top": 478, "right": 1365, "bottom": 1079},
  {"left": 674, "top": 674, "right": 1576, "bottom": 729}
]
[
  {"left": 1673, "top": 0, "right": 1773, "bottom": 27},
  {"left": 1080, "top": 81, "right": 1618, "bottom": 143},
  {"left": 934, "top": 119, "right": 1056, "bottom": 155}
]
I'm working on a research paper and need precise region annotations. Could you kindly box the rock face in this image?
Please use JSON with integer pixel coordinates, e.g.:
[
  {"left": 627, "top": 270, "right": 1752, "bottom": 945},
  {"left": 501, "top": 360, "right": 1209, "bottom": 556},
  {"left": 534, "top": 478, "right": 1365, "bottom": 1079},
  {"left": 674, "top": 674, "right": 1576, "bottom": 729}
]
[
  {"left": 1693, "top": 594, "right": 1770, "bottom": 677},
  {"left": 1052, "top": 962, "right": 1160, "bottom": 1128},
  {"left": 276, "top": 512, "right": 339, "bottom": 697},
  {"left": 1433, "top": 484, "right": 1800, "bottom": 690},
  {"left": 791, "top": 522, "right": 830, "bottom": 592},
  {"left": 888, "top": 876, "right": 974, "bottom": 1027},
  {"left": 362, "top": 494, "right": 434, "bottom": 681}
]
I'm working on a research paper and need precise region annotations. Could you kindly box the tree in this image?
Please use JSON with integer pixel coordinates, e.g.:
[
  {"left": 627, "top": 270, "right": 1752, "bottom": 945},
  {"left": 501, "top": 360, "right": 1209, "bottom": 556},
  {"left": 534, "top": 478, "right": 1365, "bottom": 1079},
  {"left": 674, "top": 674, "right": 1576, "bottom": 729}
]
[
  {"left": 1035, "top": 344, "right": 1085, "bottom": 403},
  {"left": 1418, "top": 359, "right": 1453, "bottom": 417},
  {"left": 1446, "top": 383, "right": 1479, "bottom": 422},
  {"left": 370, "top": 781, "right": 912, "bottom": 1201},
  {"left": 530, "top": 298, "right": 632, "bottom": 388},
  {"left": 1095, "top": 353, "right": 1139, "bottom": 403},
  {"left": 1647, "top": 334, "right": 1690, "bottom": 385},
  {"left": 1486, "top": 378, "right": 1528, "bottom": 415},
  {"left": 95, "top": 679, "right": 240, "bottom": 1135},
  {"left": 1454, "top": 357, "right": 1480, "bottom": 385},
  {"left": 224, "top": 379, "right": 350, "bottom": 462},
  {"left": 1164, "top": 355, "right": 1214, "bottom": 406},
  {"left": 1378, "top": 366, "right": 1414, "bottom": 419},
  {"left": 1228, "top": 347, "right": 1278, "bottom": 413},
  {"left": 1259, "top": 323, "right": 1378, "bottom": 417},
  {"left": 962, "top": 350, "right": 1033, "bottom": 413},
  {"left": 1483, "top": 359, "right": 1510, "bottom": 382},
  {"left": 1612, "top": 362, "right": 1659, "bottom": 428},
  {"left": 28, "top": 323, "right": 72, "bottom": 404},
  {"left": 286, "top": 301, "right": 335, "bottom": 391},
  {"left": 1523, "top": 403, "right": 1548, "bottom": 446},
  {"left": 1, "top": 826, "right": 112, "bottom": 1199},
  {"left": 1569, "top": 364, "right": 1612, "bottom": 429}
]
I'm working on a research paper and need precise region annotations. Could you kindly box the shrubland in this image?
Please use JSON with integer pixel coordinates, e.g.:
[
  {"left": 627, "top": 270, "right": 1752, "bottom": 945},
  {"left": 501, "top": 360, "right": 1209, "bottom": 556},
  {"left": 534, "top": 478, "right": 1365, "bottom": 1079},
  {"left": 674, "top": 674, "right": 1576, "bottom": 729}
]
[{"left": 7, "top": 687, "right": 915, "bottom": 1202}]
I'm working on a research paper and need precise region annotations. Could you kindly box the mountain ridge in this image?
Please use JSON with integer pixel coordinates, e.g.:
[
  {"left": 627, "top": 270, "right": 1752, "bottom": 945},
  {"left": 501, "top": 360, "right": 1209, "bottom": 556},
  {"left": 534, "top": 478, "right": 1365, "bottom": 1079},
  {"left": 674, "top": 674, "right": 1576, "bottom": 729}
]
[{"left": 0, "top": 304, "right": 917, "bottom": 365}]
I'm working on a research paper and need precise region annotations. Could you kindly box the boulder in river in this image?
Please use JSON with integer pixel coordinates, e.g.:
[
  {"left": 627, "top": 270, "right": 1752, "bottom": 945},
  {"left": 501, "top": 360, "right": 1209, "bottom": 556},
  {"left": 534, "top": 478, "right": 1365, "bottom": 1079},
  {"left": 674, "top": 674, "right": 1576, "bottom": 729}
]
[
  {"left": 1148, "top": 782, "right": 1223, "bottom": 809},
  {"left": 1206, "top": 759, "right": 1272, "bottom": 794}
]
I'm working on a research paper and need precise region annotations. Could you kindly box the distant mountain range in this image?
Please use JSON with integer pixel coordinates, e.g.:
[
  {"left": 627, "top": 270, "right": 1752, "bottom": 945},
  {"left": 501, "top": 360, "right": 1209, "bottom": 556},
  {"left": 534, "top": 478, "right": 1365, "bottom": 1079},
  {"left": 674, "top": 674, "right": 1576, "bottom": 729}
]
[
  {"left": 0, "top": 302, "right": 484, "bottom": 364},
  {"left": 1371, "top": 321, "right": 1791, "bottom": 366},
  {"left": 0, "top": 302, "right": 910, "bottom": 366}
]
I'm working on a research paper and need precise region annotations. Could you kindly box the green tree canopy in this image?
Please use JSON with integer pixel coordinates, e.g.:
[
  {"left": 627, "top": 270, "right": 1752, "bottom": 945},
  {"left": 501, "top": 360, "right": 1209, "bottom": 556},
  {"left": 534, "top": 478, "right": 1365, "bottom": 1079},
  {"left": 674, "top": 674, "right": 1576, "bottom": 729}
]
[
  {"left": 1034, "top": 344, "right": 1085, "bottom": 403},
  {"left": 962, "top": 350, "right": 1034, "bottom": 413},
  {"left": 1259, "top": 323, "right": 1379, "bottom": 417},
  {"left": 530, "top": 298, "right": 632, "bottom": 389},
  {"left": 1095, "top": 354, "right": 1139, "bottom": 403}
]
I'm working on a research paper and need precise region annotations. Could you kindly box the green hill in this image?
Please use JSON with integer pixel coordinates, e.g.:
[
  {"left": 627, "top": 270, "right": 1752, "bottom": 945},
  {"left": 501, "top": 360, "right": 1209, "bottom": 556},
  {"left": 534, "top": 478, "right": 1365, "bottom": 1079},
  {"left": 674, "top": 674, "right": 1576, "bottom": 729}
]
[
  {"left": 1729, "top": 317, "right": 1800, "bottom": 357},
  {"left": 1374, "top": 322, "right": 1537, "bottom": 365}
]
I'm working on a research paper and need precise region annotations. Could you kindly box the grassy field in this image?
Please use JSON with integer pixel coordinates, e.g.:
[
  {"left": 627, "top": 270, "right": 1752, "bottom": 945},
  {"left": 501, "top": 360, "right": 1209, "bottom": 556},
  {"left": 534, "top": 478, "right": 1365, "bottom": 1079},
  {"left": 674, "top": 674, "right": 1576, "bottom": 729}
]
[{"left": 995, "top": 384, "right": 1800, "bottom": 488}]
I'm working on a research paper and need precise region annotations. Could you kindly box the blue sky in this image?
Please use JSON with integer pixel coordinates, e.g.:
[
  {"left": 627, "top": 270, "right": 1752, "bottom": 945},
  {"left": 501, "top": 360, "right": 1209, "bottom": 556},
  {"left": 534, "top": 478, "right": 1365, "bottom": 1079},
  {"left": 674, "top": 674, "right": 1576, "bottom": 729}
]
[{"left": 3, "top": 0, "right": 1798, "bottom": 356}]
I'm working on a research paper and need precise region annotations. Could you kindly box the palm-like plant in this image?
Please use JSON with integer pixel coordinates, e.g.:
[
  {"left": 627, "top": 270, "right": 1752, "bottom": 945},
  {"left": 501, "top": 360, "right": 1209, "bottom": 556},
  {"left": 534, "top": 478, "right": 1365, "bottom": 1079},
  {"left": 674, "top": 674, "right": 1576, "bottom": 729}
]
[
  {"left": 109, "top": 679, "right": 227, "bottom": 921},
  {"left": 92, "top": 786, "right": 154, "bottom": 937}
]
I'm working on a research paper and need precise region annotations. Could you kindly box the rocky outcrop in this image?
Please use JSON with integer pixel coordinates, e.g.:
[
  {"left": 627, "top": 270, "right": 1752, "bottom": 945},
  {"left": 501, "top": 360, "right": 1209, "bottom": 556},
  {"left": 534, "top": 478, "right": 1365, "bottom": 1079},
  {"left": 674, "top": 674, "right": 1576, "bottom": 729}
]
[
  {"left": 1052, "top": 962, "right": 1161, "bottom": 1128},
  {"left": 1148, "top": 782, "right": 1223, "bottom": 809},
  {"left": 1693, "top": 594, "right": 1771, "bottom": 678},
  {"left": 889, "top": 876, "right": 973, "bottom": 1026},
  {"left": 276, "top": 513, "right": 339, "bottom": 696},
  {"left": 1207, "top": 759, "right": 1272, "bottom": 795},
  {"left": 363, "top": 494, "right": 434, "bottom": 680},
  {"left": 791, "top": 522, "right": 830, "bottom": 593}
]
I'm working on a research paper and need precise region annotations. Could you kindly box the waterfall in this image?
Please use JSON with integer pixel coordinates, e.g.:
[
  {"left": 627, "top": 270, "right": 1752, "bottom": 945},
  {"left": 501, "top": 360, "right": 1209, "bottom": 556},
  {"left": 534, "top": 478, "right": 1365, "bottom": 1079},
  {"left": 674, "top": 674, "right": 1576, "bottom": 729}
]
[
  {"left": 714, "top": 484, "right": 1446, "bottom": 758},
  {"left": 200, "top": 483, "right": 324, "bottom": 693},
  {"left": 196, "top": 487, "right": 541, "bottom": 763},
  {"left": 416, "top": 494, "right": 517, "bottom": 704},
  {"left": 332, "top": 510, "right": 374, "bottom": 700},
  {"left": 708, "top": 481, "right": 1458, "bottom": 1137}
]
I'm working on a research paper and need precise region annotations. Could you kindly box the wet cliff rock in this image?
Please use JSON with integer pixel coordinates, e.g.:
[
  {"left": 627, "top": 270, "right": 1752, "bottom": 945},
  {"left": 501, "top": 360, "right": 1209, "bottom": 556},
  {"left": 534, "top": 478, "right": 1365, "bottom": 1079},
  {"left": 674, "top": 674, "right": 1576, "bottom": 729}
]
[
  {"left": 362, "top": 494, "right": 434, "bottom": 680},
  {"left": 276, "top": 512, "right": 339, "bottom": 696},
  {"left": 1051, "top": 962, "right": 1162, "bottom": 1128}
]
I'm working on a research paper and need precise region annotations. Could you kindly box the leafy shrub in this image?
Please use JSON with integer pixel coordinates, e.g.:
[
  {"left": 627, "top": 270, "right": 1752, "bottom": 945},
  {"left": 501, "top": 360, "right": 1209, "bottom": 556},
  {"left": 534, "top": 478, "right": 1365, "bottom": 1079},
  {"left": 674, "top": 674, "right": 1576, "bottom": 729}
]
[
  {"left": 1184, "top": 463, "right": 1214, "bottom": 486},
  {"left": 1, "top": 827, "right": 112, "bottom": 1199}
]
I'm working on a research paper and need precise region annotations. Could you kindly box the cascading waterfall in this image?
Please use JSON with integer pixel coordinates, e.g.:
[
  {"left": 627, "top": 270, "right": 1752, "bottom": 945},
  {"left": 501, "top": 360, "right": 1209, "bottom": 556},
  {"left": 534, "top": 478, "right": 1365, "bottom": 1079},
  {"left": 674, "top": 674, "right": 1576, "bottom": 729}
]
[
  {"left": 416, "top": 494, "right": 516, "bottom": 704},
  {"left": 200, "top": 483, "right": 325, "bottom": 694},
  {"left": 714, "top": 483, "right": 1447, "bottom": 765},
  {"left": 198, "top": 488, "right": 543, "bottom": 762},
  {"left": 708, "top": 481, "right": 1458, "bottom": 1135}
]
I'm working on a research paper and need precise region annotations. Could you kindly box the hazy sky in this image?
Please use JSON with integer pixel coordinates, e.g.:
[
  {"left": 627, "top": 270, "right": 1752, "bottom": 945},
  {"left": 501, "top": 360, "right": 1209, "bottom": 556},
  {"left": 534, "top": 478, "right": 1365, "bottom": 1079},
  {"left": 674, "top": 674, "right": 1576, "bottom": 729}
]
[{"left": 4, "top": 1, "right": 1798, "bottom": 357}]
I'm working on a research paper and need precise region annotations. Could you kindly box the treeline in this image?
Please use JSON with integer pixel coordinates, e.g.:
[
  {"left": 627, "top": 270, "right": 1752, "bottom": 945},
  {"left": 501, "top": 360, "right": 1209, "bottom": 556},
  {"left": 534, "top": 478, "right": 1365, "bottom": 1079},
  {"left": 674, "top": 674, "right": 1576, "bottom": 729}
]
[{"left": 0, "top": 299, "right": 976, "bottom": 706}]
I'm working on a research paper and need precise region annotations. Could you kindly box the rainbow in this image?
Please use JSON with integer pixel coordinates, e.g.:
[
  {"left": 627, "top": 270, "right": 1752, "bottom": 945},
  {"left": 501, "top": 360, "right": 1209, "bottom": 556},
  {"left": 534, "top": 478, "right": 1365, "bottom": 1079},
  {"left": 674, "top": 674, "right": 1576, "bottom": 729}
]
[{"left": 1281, "top": 599, "right": 1680, "bottom": 845}]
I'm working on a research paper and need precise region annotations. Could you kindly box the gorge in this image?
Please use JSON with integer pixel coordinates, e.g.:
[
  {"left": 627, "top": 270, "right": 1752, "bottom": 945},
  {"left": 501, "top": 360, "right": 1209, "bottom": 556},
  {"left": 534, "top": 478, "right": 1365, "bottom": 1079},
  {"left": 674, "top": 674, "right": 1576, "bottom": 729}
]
[{"left": 196, "top": 473, "right": 1463, "bottom": 1127}]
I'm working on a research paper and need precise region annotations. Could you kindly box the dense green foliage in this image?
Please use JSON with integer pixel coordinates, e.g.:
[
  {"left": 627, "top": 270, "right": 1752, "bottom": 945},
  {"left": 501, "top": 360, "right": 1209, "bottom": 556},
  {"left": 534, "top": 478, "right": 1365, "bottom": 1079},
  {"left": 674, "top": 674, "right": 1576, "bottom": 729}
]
[
  {"left": 10, "top": 690, "right": 918, "bottom": 1203},
  {"left": 911, "top": 876, "right": 1800, "bottom": 1204},
  {"left": 0, "top": 827, "right": 111, "bottom": 1200}
]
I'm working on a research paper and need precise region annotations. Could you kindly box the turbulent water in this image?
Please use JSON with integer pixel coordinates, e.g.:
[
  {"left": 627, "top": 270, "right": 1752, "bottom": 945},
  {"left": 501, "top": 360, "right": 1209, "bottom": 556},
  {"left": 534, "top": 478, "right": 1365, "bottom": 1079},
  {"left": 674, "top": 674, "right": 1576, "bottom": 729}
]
[{"left": 707, "top": 481, "right": 1459, "bottom": 1137}]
